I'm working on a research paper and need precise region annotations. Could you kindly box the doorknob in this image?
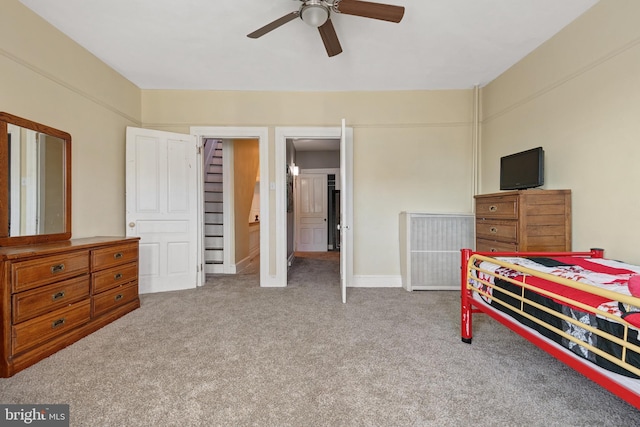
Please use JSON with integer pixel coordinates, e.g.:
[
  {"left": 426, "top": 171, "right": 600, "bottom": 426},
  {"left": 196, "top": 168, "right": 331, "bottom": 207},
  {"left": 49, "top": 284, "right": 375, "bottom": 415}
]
[{"left": 128, "top": 222, "right": 136, "bottom": 228}]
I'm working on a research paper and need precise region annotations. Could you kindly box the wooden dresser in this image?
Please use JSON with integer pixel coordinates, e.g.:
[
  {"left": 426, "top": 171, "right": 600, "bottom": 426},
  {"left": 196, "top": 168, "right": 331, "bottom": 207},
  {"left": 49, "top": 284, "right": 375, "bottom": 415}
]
[
  {"left": 475, "top": 190, "right": 571, "bottom": 252},
  {"left": 0, "top": 237, "right": 140, "bottom": 377}
]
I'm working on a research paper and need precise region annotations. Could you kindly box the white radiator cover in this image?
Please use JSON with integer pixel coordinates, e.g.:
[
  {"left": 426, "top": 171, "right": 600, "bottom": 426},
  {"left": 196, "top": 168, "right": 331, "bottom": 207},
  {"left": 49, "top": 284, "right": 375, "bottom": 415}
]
[{"left": 399, "top": 212, "right": 475, "bottom": 291}]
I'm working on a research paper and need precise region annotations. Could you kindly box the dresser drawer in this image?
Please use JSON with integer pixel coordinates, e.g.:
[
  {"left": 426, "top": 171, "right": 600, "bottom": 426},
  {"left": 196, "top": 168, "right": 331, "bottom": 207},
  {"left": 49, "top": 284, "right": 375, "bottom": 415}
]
[
  {"left": 476, "top": 220, "right": 518, "bottom": 243},
  {"left": 92, "top": 282, "right": 138, "bottom": 318},
  {"left": 11, "top": 252, "right": 90, "bottom": 293},
  {"left": 92, "top": 262, "right": 138, "bottom": 294},
  {"left": 12, "top": 275, "right": 90, "bottom": 324},
  {"left": 12, "top": 300, "right": 91, "bottom": 355},
  {"left": 91, "top": 243, "right": 138, "bottom": 271},
  {"left": 476, "top": 239, "right": 518, "bottom": 253},
  {"left": 476, "top": 195, "right": 518, "bottom": 219}
]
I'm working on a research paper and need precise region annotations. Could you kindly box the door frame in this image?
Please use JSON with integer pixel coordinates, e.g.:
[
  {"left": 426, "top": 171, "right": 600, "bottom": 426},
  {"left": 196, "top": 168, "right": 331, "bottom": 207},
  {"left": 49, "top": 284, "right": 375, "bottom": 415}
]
[
  {"left": 190, "top": 126, "right": 270, "bottom": 287},
  {"left": 275, "top": 126, "right": 354, "bottom": 289}
]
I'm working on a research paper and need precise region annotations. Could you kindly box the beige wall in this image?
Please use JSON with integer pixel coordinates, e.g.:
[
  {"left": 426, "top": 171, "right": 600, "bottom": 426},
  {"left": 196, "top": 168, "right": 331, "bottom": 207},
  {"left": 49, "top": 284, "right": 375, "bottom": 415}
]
[
  {"left": 481, "top": 0, "right": 640, "bottom": 263},
  {"left": 233, "top": 139, "right": 260, "bottom": 263},
  {"left": 10, "top": 0, "right": 633, "bottom": 281},
  {"left": 1, "top": 0, "right": 141, "bottom": 239},
  {"left": 142, "top": 90, "right": 475, "bottom": 280}
]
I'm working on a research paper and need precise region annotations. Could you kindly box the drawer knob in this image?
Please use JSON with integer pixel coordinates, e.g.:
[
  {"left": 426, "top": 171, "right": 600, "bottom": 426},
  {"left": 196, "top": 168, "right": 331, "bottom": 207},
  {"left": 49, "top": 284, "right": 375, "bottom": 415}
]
[
  {"left": 114, "top": 273, "right": 123, "bottom": 280},
  {"left": 52, "top": 291, "right": 66, "bottom": 301},
  {"left": 50, "top": 263, "right": 65, "bottom": 273},
  {"left": 489, "top": 205, "right": 498, "bottom": 212},
  {"left": 489, "top": 227, "right": 498, "bottom": 234},
  {"left": 51, "top": 318, "right": 66, "bottom": 329},
  {"left": 114, "top": 252, "right": 124, "bottom": 259},
  {"left": 114, "top": 294, "right": 123, "bottom": 301}
]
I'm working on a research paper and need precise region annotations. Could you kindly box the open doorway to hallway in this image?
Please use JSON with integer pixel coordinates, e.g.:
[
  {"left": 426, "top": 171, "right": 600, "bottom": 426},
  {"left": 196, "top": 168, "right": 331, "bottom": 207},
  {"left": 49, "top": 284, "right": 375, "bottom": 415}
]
[
  {"left": 288, "top": 138, "right": 341, "bottom": 282},
  {"left": 276, "top": 124, "right": 353, "bottom": 300}
]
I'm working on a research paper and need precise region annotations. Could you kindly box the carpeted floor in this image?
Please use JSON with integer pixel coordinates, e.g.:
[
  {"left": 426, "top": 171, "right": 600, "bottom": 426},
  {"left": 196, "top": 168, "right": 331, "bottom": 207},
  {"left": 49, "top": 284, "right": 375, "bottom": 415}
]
[{"left": 0, "top": 252, "right": 637, "bottom": 426}]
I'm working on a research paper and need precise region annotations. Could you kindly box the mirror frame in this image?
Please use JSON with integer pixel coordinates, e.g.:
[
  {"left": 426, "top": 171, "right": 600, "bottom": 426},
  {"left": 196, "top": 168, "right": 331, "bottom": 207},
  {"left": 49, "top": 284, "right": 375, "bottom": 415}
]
[{"left": 0, "top": 112, "right": 71, "bottom": 246}]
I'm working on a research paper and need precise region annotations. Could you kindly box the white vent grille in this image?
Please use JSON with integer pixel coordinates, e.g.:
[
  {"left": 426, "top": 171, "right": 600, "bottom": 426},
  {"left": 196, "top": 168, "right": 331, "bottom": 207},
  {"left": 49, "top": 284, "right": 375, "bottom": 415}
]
[{"left": 400, "top": 213, "right": 475, "bottom": 291}]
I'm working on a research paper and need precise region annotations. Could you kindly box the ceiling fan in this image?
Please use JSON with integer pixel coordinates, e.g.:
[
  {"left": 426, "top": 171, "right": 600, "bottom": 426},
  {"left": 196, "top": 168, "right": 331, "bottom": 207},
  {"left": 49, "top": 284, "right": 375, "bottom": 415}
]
[{"left": 247, "top": 0, "right": 405, "bottom": 57}]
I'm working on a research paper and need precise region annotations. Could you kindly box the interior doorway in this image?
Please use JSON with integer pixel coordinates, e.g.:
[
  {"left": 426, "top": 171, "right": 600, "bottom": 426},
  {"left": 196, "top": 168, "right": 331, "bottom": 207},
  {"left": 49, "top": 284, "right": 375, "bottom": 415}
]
[
  {"left": 291, "top": 138, "right": 341, "bottom": 256},
  {"left": 201, "top": 138, "right": 260, "bottom": 276},
  {"left": 190, "top": 126, "right": 270, "bottom": 287},
  {"left": 290, "top": 138, "right": 339, "bottom": 267},
  {"left": 276, "top": 126, "right": 353, "bottom": 296}
]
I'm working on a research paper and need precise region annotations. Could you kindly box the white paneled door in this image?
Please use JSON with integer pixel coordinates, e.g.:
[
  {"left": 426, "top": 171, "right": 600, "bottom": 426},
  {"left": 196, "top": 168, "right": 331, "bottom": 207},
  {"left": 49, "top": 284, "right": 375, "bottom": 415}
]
[
  {"left": 125, "top": 127, "right": 199, "bottom": 294},
  {"left": 296, "top": 173, "right": 328, "bottom": 252}
]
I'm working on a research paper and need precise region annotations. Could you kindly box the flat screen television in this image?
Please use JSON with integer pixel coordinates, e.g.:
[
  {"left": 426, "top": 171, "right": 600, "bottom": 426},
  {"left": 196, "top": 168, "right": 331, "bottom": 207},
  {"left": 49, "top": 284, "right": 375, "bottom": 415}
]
[{"left": 499, "top": 147, "right": 544, "bottom": 190}]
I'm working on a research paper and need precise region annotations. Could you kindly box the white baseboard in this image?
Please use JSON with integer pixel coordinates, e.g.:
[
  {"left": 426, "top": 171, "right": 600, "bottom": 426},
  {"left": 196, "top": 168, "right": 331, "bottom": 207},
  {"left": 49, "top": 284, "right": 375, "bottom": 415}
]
[
  {"left": 234, "top": 257, "right": 250, "bottom": 274},
  {"left": 351, "top": 275, "right": 403, "bottom": 288},
  {"left": 260, "top": 275, "right": 286, "bottom": 287},
  {"left": 140, "top": 281, "right": 196, "bottom": 294}
]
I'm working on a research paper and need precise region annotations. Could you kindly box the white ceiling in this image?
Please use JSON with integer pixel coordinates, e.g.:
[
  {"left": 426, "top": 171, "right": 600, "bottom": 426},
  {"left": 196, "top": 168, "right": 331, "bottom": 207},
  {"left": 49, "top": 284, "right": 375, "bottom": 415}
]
[{"left": 19, "top": 0, "right": 598, "bottom": 91}]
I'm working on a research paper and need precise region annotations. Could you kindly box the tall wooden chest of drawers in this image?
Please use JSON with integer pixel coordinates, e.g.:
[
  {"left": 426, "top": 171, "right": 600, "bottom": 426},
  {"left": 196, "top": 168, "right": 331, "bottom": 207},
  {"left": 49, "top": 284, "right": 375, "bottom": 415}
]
[
  {"left": 475, "top": 190, "right": 571, "bottom": 252},
  {"left": 0, "top": 237, "right": 140, "bottom": 377}
]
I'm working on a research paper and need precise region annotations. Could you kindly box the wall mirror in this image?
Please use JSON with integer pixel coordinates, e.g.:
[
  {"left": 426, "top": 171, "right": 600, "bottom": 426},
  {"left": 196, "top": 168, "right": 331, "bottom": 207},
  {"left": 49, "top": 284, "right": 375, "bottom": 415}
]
[{"left": 0, "top": 112, "right": 71, "bottom": 246}]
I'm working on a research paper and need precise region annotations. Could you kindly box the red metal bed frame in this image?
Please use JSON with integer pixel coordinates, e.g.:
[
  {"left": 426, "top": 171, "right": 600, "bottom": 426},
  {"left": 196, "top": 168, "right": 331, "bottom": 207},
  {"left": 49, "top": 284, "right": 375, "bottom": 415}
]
[{"left": 460, "top": 248, "right": 640, "bottom": 410}]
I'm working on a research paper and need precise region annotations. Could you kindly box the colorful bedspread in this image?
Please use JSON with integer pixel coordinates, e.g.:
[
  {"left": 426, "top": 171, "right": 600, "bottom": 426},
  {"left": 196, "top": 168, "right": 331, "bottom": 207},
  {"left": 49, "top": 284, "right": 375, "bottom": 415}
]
[{"left": 473, "top": 256, "right": 640, "bottom": 378}]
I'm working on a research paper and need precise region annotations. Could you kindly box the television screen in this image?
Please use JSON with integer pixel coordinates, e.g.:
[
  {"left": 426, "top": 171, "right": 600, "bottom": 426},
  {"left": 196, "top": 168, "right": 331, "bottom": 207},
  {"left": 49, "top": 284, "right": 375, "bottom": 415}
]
[{"left": 499, "top": 147, "right": 544, "bottom": 190}]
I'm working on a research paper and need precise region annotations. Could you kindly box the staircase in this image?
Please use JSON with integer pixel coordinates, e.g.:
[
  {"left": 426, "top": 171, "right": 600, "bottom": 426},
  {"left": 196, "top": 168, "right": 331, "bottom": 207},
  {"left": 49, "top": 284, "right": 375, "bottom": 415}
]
[{"left": 204, "top": 139, "right": 224, "bottom": 273}]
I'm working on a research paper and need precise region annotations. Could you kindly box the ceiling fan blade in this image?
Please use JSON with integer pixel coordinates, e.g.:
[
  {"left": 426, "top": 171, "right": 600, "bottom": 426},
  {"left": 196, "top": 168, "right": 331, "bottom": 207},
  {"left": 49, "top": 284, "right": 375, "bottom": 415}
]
[
  {"left": 247, "top": 11, "right": 300, "bottom": 38},
  {"left": 318, "top": 19, "right": 343, "bottom": 57},
  {"left": 335, "top": 0, "right": 405, "bottom": 23}
]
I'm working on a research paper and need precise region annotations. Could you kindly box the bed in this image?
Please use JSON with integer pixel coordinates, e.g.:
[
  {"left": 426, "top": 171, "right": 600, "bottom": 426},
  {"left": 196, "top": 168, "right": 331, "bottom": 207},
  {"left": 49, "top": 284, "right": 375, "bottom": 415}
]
[{"left": 460, "top": 248, "right": 640, "bottom": 410}]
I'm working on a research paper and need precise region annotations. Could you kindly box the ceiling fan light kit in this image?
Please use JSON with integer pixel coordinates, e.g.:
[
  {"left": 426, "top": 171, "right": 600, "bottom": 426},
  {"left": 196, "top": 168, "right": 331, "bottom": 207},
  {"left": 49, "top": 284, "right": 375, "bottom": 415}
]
[
  {"left": 301, "top": 1, "right": 330, "bottom": 27},
  {"left": 248, "top": 0, "right": 405, "bottom": 57}
]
